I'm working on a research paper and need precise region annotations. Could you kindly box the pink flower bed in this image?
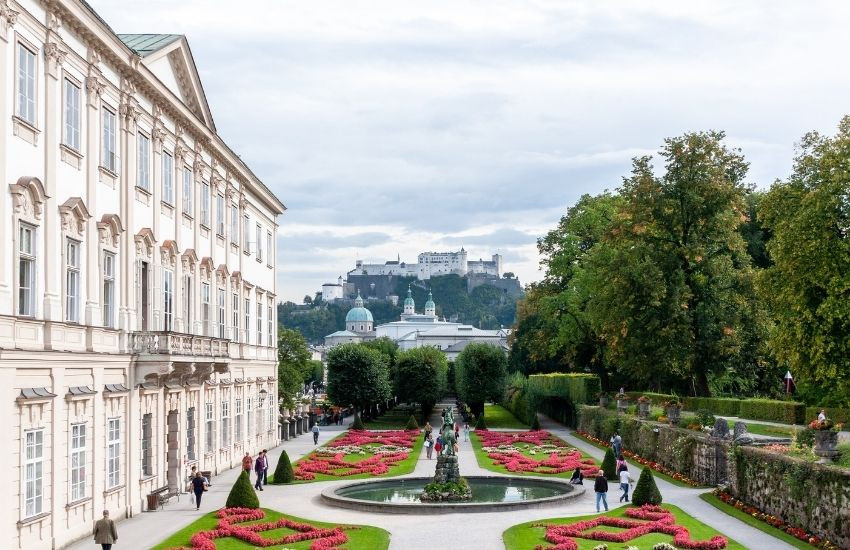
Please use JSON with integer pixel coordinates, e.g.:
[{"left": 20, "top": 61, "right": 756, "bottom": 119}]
[
  {"left": 534, "top": 505, "right": 728, "bottom": 550},
  {"left": 478, "top": 430, "right": 598, "bottom": 477},
  {"left": 477, "top": 429, "right": 566, "bottom": 448},
  {"left": 167, "top": 507, "right": 352, "bottom": 550},
  {"left": 295, "top": 429, "right": 418, "bottom": 480}
]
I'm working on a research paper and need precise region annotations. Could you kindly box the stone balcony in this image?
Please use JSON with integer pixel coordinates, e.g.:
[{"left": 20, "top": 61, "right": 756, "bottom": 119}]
[
  {"left": 129, "top": 331, "right": 230, "bottom": 358},
  {"left": 129, "top": 331, "right": 231, "bottom": 387}
]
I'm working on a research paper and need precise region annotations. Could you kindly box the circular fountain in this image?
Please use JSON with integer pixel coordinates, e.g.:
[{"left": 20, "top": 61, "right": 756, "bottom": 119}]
[{"left": 321, "top": 475, "right": 583, "bottom": 514}]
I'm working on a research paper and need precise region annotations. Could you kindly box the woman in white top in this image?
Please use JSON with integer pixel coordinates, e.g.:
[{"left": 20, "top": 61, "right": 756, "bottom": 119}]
[{"left": 619, "top": 465, "right": 632, "bottom": 502}]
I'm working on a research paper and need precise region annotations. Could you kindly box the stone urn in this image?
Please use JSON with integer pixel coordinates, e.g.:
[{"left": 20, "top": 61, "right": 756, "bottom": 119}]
[
  {"left": 813, "top": 430, "right": 839, "bottom": 461},
  {"left": 599, "top": 395, "right": 610, "bottom": 408},
  {"left": 666, "top": 405, "right": 681, "bottom": 425},
  {"left": 616, "top": 397, "right": 629, "bottom": 414},
  {"left": 638, "top": 401, "right": 650, "bottom": 419}
]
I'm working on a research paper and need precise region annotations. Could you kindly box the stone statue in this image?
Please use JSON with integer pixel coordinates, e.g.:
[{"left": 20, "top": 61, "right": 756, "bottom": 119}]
[
  {"left": 442, "top": 407, "right": 454, "bottom": 432},
  {"left": 733, "top": 421, "right": 754, "bottom": 445},
  {"left": 441, "top": 407, "right": 457, "bottom": 456},
  {"left": 710, "top": 418, "right": 730, "bottom": 439}
]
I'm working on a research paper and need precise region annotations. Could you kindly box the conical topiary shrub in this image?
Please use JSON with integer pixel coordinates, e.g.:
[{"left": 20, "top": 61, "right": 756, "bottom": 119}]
[
  {"left": 632, "top": 468, "right": 663, "bottom": 506},
  {"left": 601, "top": 448, "right": 617, "bottom": 480},
  {"left": 475, "top": 414, "right": 487, "bottom": 430},
  {"left": 530, "top": 414, "right": 541, "bottom": 431},
  {"left": 226, "top": 470, "right": 260, "bottom": 509},
  {"left": 271, "top": 449, "right": 294, "bottom": 484},
  {"left": 405, "top": 414, "right": 419, "bottom": 430},
  {"left": 351, "top": 413, "right": 365, "bottom": 430}
]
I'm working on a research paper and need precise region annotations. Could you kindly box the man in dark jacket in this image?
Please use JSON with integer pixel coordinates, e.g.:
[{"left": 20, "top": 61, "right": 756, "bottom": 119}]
[
  {"left": 594, "top": 469, "right": 609, "bottom": 512},
  {"left": 254, "top": 452, "right": 266, "bottom": 490},
  {"left": 93, "top": 510, "right": 118, "bottom": 549}
]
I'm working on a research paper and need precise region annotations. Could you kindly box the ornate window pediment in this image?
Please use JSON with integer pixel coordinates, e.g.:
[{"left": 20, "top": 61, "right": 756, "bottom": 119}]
[
  {"left": 199, "top": 256, "right": 214, "bottom": 281},
  {"left": 160, "top": 240, "right": 179, "bottom": 268},
  {"left": 181, "top": 248, "right": 198, "bottom": 273},
  {"left": 58, "top": 197, "right": 91, "bottom": 238},
  {"left": 9, "top": 177, "right": 48, "bottom": 222},
  {"left": 230, "top": 270, "right": 242, "bottom": 291},
  {"left": 134, "top": 227, "right": 156, "bottom": 259},
  {"left": 97, "top": 214, "right": 124, "bottom": 248},
  {"left": 215, "top": 264, "right": 230, "bottom": 286}
]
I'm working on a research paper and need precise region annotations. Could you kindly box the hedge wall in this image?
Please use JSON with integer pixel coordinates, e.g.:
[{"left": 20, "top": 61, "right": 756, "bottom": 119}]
[
  {"left": 685, "top": 397, "right": 741, "bottom": 416},
  {"left": 738, "top": 399, "right": 805, "bottom": 424},
  {"left": 623, "top": 392, "right": 672, "bottom": 406},
  {"left": 805, "top": 406, "right": 850, "bottom": 425},
  {"left": 730, "top": 446, "right": 850, "bottom": 548},
  {"left": 528, "top": 373, "right": 600, "bottom": 405},
  {"left": 623, "top": 392, "right": 808, "bottom": 424}
]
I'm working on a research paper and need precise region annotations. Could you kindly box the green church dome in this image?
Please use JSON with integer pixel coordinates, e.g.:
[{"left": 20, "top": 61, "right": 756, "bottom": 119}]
[{"left": 346, "top": 291, "right": 373, "bottom": 323}]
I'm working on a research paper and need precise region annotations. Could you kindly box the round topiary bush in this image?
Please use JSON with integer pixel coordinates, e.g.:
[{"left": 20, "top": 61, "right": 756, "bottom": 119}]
[
  {"left": 351, "top": 413, "right": 365, "bottom": 430},
  {"left": 226, "top": 470, "right": 260, "bottom": 509},
  {"left": 601, "top": 448, "right": 617, "bottom": 480},
  {"left": 475, "top": 414, "right": 487, "bottom": 430},
  {"left": 405, "top": 414, "right": 419, "bottom": 430},
  {"left": 530, "top": 414, "right": 541, "bottom": 431},
  {"left": 271, "top": 449, "right": 294, "bottom": 484},
  {"left": 632, "top": 467, "right": 662, "bottom": 506}
]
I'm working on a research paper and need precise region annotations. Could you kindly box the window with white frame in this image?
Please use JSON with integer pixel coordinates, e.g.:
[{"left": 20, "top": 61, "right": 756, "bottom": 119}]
[
  {"left": 103, "top": 251, "right": 115, "bottom": 327},
  {"left": 182, "top": 274, "right": 192, "bottom": 330},
  {"left": 217, "top": 288, "right": 225, "bottom": 338},
  {"left": 244, "top": 297, "right": 251, "bottom": 345},
  {"left": 106, "top": 418, "right": 120, "bottom": 488},
  {"left": 70, "top": 423, "right": 86, "bottom": 501},
  {"left": 141, "top": 413, "right": 152, "bottom": 477},
  {"left": 201, "top": 182, "right": 210, "bottom": 226},
  {"left": 186, "top": 406, "right": 196, "bottom": 461},
  {"left": 216, "top": 194, "right": 224, "bottom": 236},
  {"left": 256, "top": 224, "right": 262, "bottom": 262},
  {"left": 243, "top": 215, "right": 250, "bottom": 252},
  {"left": 246, "top": 396, "right": 254, "bottom": 438},
  {"left": 266, "top": 231, "right": 273, "bottom": 267},
  {"left": 23, "top": 429, "right": 44, "bottom": 518},
  {"left": 232, "top": 292, "right": 239, "bottom": 342},
  {"left": 102, "top": 108, "right": 117, "bottom": 172},
  {"left": 63, "top": 78, "right": 81, "bottom": 150},
  {"left": 221, "top": 399, "right": 230, "bottom": 448},
  {"left": 268, "top": 395, "right": 275, "bottom": 433},
  {"left": 235, "top": 397, "right": 243, "bottom": 441},
  {"left": 65, "top": 239, "right": 81, "bottom": 323},
  {"left": 205, "top": 402, "right": 215, "bottom": 453},
  {"left": 201, "top": 282, "right": 210, "bottom": 336},
  {"left": 268, "top": 305, "right": 274, "bottom": 347},
  {"left": 137, "top": 133, "right": 151, "bottom": 191},
  {"left": 257, "top": 302, "right": 263, "bottom": 344},
  {"left": 163, "top": 269, "right": 174, "bottom": 331},
  {"left": 16, "top": 43, "right": 36, "bottom": 125},
  {"left": 182, "top": 166, "right": 193, "bottom": 215},
  {"left": 162, "top": 152, "right": 174, "bottom": 204},
  {"left": 18, "top": 223, "right": 36, "bottom": 316},
  {"left": 230, "top": 204, "right": 238, "bottom": 244}
]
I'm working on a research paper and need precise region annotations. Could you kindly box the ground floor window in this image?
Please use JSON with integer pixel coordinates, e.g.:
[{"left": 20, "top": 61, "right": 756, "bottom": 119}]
[
  {"left": 70, "top": 423, "right": 86, "bottom": 501},
  {"left": 107, "top": 418, "right": 120, "bottom": 488},
  {"left": 23, "top": 429, "right": 44, "bottom": 518},
  {"left": 141, "top": 413, "right": 153, "bottom": 477},
  {"left": 205, "top": 402, "right": 215, "bottom": 453},
  {"left": 186, "top": 407, "right": 196, "bottom": 461}
]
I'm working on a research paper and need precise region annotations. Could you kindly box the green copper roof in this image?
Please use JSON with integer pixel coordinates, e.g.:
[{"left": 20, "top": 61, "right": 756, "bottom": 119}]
[
  {"left": 404, "top": 285, "right": 415, "bottom": 307},
  {"left": 117, "top": 34, "right": 182, "bottom": 57},
  {"left": 347, "top": 291, "right": 373, "bottom": 323},
  {"left": 425, "top": 290, "right": 435, "bottom": 309}
]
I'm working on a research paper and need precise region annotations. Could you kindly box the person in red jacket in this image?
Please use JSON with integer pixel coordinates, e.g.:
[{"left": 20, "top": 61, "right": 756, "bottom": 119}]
[{"left": 242, "top": 452, "right": 253, "bottom": 472}]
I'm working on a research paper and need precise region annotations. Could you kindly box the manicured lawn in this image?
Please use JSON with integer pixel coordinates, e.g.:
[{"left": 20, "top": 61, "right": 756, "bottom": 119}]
[
  {"left": 273, "top": 430, "right": 424, "bottom": 483},
  {"left": 699, "top": 493, "right": 817, "bottom": 549},
  {"left": 503, "top": 503, "right": 746, "bottom": 550},
  {"left": 363, "top": 407, "right": 419, "bottom": 430},
  {"left": 152, "top": 508, "right": 389, "bottom": 550},
  {"left": 470, "top": 431, "right": 598, "bottom": 479},
  {"left": 483, "top": 403, "right": 529, "bottom": 429}
]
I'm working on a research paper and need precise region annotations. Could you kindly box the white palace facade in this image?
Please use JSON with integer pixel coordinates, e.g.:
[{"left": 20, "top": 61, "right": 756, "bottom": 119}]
[{"left": 0, "top": 1, "right": 286, "bottom": 548}]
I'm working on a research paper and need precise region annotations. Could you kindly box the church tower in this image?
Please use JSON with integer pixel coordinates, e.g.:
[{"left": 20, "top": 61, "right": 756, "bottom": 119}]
[
  {"left": 424, "top": 290, "right": 436, "bottom": 317},
  {"left": 403, "top": 285, "right": 415, "bottom": 316}
]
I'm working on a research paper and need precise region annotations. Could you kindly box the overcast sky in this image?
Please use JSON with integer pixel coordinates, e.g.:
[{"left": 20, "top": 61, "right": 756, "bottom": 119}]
[{"left": 92, "top": 1, "right": 850, "bottom": 302}]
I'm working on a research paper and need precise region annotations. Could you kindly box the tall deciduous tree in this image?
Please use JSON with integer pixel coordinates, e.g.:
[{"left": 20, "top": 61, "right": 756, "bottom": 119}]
[
  {"left": 455, "top": 342, "right": 508, "bottom": 416},
  {"left": 326, "top": 343, "right": 392, "bottom": 417},
  {"left": 758, "top": 119, "right": 850, "bottom": 406},
  {"left": 395, "top": 347, "right": 448, "bottom": 420},
  {"left": 588, "top": 131, "right": 759, "bottom": 395},
  {"left": 277, "top": 328, "right": 312, "bottom": 407}
]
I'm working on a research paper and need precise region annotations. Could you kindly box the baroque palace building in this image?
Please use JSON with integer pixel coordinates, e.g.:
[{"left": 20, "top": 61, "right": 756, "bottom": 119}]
[{"left": 0, "top": 1, "right": 286, "bottom": 548}]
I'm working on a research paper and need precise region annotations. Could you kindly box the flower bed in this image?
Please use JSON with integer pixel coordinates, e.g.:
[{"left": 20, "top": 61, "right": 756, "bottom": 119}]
[
  {"left": 166, "top": 508, "right": 352, "bottom": 549},
  {"left": 476, "top": 430, "right": 599, "bottom": 477},
  {"left": 534, "top": 505, "right": 728, "bottom": 550},
  {"left": 574, "top": 430, "right": 701, "bottom": 487},
  {"left": 713, "top": 489, "right": 839, "bottom": 549},
  {"left": 295, "top": 429, "right": 419, "bottom": 481}
]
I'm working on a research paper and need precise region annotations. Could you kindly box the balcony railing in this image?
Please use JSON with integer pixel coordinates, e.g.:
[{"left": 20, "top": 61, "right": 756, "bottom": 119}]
[{"left": 130, "top": 331, "right": 230, "bottom": 358}]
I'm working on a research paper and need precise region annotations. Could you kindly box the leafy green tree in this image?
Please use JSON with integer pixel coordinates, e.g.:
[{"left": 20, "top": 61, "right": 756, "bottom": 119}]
[
  {"left": 758, "top": 118, "right": 850, "bottom": 406},
  {"left": 632, "top": 468, "right": 662, "bottom": 505},
  {"left": 395, "top": 347, "right": 448, "bottom": 420},
  {"left": 455, "top": 342, "right": 508, "bottom": 416},
  {"left": 587, "top": 131, "right": 759, "bottom": 395},
  {"left": 226, "top": 471, "right": 260, "bottom": 509},
  {"left": 277, "top": 328, "right": 312, "bottom": 407},
  {"left": 326, "top": 343, "right": 392, "bottom": 419}
]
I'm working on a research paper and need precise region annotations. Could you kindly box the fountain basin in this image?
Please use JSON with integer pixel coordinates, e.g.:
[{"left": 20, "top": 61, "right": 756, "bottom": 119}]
[{"left": 320, "top": 476, "right": 585, "bottom": 514}]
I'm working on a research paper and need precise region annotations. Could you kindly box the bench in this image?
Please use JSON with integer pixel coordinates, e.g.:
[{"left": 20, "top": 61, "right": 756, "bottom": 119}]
[{"left": 148, "top": 485, "right": 180, "bottom": 510}]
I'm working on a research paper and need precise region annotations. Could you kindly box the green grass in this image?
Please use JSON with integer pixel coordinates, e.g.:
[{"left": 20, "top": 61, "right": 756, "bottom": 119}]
[
  {"left": 835, "top": 443, "right": 850, "bottom": 468},
  {"left": 503, "top": 503, "right": 746, "bottom": 550},
  {"left": 362, "top": 407, "right": 420, "bottom": 430},
  {"left": 273, "top": 430, "right": 424, "bottom": 483},
  {"left": 152, "top": 508, "right": 389, "bottom": 550},
  {"left": 483, "top": 403, "right": 529, "bottom": 429},
  {"left": 699, "top": 493, "right": 817, "bottom": 549},
  {"left": 470, "top": 431, "right": 598, "bottom": 478},
  {"left": 571, "top": 431, "right": 708, "bottom": 488}
]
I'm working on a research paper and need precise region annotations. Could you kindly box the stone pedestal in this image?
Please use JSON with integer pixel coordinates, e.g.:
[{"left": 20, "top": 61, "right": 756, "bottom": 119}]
[
  {"left": 296, "top": 416, "right": 303, "bottom": 435},
  {"left": 433, "top": 455, "right": 461, "bottom": 484},
  {"left": 282, "top": 419, "right": 290, "bottom": 441},
  {"left": 289, "top": 419, "right": 296, "bottom": 438},
  {"left": 421, "top": 455, "right": 471, "bottom": 502}
]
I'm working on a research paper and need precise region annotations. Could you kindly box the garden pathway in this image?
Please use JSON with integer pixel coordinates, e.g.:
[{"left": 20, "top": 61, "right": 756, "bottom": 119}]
[{"left": 67, "top": 401, "right": 797, "bottom": 549}]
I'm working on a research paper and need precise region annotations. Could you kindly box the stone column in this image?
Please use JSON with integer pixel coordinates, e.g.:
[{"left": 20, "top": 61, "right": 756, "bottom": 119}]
[
  {"left": 83, "top": 63, "right": 104, "bottom": 327},
  {"left": 288, "top": 409, "right": 296, "bottom": 439},
  {"left": 118, "top": 84, "right": 139, "bottom": 333},
  {"left": 0, "top": 3, "right": 18, "bottom": 310}
]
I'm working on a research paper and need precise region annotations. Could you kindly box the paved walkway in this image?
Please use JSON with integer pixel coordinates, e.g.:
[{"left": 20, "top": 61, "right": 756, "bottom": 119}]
[{"left": 66, "top": 402, "right": 795, "bottom": 549}]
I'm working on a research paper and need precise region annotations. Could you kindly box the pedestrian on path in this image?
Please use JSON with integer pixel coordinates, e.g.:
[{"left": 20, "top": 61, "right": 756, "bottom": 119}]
[
  {"left": 425, "top": 434, "right": 433, "bottom": 459},
  {"left": 242, "top": 452, "right": 253, "bottom": 472},
  {"left": 594, "top": 469, "right": 609, "bottom": 512},
  {"left": 93, "top": 510, "right": 118, "bottom": 550},
  {"left": 191, "top": 472, "right": 208, "bottom": 510},
  {"left": 611, "top": 432, "right": 622, "bottom": 457},
  {"left": 615, "top": 454, "right": 626, "bottom": 475},
  {"left": 454, "top": 422, "right": 460, "bottom": 441},
  {"left": 424, "top": 422, "right": 432, "bottom": 439},
  {"left": 435, "top": 435, "right": 443, "bottom": 455},
  {"left": 463, "top": 423, "right": 470, "bottom": 441},
  {"left": 262, "top": 449, "right": 269, "bottom": 485},
  {"left": 619, "top": 464, "right": 632, "bottom": 502},
  {"left": 254, "top": 452, "right": 266, "bottom": 490},
  {"left": 312, "top": 424, "right": 320, "bottom": 444}
]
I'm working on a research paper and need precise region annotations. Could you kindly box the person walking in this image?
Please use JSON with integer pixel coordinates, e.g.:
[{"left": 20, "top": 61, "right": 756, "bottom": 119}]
[
  {"left": 615, "top": 454, "right": 626, "bottom": 475},
  {"left": 594, "top": 469, "right": 609, "bottom": 512},
  {"left": 242, "top": 452, "right": 253, "bottom": 472},
  {"left": 611, "top": 432, "right": 622, "bottom": 457},
  {"left": 312, "top": 424, "right": 320, "bottom": 445},
  {"left": 462, "top": 423, "right": 470, "bottom": 441},
  {"left": 424, "top": 422, "right": 432, "bottom": 439},
  {"left": 93, "top": 510, "right": 118, "bottom": 550},
  {"left": 434, "top": 435, "right": 443, "bottom": 455},
  {"left": 254, "top": 452, "right": 266, "bottom": 490},
  {"left": 454, "top": 422, "right": 460, "bottom": 441},
  {"left": 191, "top": 472, "right": 208, "bottom": 510},
  {"left": 261, "top": 449, "right": 270, "bottom": 485},
  {"left": 619, "top": 464, "right": 632, "bottom": 502},
  {"left": 425, "top": 434, "right": 433, "bottom": 459}
]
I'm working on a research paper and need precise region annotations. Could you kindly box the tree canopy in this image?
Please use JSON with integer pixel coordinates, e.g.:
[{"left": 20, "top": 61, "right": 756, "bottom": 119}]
[
  {"left": 326, "top": 343, "right": 392, "bottom": 415},
  {"left": 395, "top": 347, "right": 448, "bottom": 420},
  {"left": 455, "top": 342, "right": 508, "bottom": 416},
  {"left": 277, "top": 328, "right": 313, "bottom": 407}
]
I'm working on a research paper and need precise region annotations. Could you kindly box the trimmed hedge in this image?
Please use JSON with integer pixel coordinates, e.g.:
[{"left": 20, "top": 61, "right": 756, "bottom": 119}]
[
  {"left": 271, "top": 449, "right": 294, "bottom": 484},
  {"left": 624, "top": 392, "right": 674, "bottom": 406},
  {"left": 226, "top": 471, "right": 260, "bottom": 509},
  {"left": 528, "top": 373, "right": 600, "bottom": 405},
  {"left": 805, "top": 406, "right": 850, "bottom": 425},
  {"left": 602, "top": 448, "right": 617, "bottom": 480},
  {"left": 686, "top": 397, "right": 740, "bottom": 417},
  {"left": 632, "top": 468, "right": 662, "bottom": 506},
  {"left": 738, "top": 399, "right": 804, "bottom": 424},
  {"left": 625, "top": 392, "right": 807, "bottom": 424}
]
